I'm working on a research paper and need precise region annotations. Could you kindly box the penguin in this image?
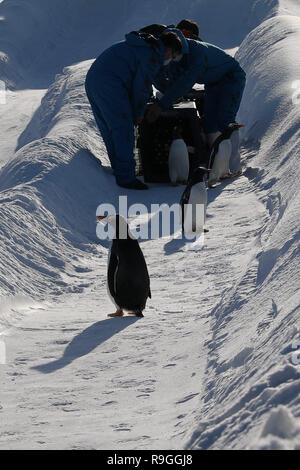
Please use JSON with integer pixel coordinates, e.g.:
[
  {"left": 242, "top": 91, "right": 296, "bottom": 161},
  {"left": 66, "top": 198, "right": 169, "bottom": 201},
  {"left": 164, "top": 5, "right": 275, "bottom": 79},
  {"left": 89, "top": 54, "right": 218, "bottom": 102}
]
[
  {"left": 97, "top": 214, "right": 151, "bottom": 318},
  {"left": 208, "top": 123, "right": 244, "bottom": 187},
  {"left": 180, "top": 167, "right": 211, "bottom": 235},
  {"left": 168, "top": 126, "right": 189, "bottom": 186}
]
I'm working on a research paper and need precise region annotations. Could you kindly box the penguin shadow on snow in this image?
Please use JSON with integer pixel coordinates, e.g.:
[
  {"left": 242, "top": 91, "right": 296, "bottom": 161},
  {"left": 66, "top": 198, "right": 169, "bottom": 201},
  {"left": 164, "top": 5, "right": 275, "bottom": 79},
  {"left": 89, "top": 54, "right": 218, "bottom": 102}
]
[{"left": 31, "top": 316, "right": 139, "bottom": 374}]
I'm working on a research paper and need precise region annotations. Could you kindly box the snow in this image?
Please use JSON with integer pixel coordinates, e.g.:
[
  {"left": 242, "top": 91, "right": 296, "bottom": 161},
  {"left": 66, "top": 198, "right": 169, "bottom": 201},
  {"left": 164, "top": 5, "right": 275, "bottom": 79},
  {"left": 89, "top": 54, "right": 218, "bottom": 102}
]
[
  {"left": 0, "top": 89, "right": 46, "bottom": 168},
  {"left": 0, "top": 0, "right": 300, "bottom": 450}
]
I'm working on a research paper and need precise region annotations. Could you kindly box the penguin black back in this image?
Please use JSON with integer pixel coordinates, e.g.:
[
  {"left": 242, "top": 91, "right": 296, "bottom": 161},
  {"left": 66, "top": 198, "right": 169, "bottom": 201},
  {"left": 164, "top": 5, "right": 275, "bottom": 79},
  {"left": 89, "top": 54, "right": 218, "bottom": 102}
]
[{"left": 107, "top": 216, "right": 151, "bottom": 315}]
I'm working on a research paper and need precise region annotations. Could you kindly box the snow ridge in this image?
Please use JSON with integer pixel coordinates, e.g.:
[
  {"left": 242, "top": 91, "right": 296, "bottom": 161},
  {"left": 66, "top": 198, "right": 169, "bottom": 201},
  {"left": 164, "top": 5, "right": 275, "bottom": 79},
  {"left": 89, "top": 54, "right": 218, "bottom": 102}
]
[{"left": 188, "top": 13, "right": 300, "bottom": 450}]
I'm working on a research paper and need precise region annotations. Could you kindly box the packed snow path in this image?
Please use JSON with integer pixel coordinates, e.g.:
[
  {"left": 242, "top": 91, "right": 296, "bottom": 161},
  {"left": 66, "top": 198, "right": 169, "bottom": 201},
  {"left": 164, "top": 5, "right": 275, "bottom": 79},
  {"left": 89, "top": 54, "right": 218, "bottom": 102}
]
[{"left": 0, "top": 171, "right": 267, "bottom": 450}]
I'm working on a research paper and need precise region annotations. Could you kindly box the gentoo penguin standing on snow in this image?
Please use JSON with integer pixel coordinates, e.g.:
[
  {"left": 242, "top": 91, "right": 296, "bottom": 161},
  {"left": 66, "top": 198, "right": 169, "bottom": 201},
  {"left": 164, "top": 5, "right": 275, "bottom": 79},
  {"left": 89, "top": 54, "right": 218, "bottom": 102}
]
[
  {"left": 168, "top": 126, "right": 189, "bottom": 186},
  {"left": 97, "top": 214, "right": 151, "bottom": 318},
  {"left": 208, "top": 123, "right": 244, "bottom": 187},
  {"left": 180, "top": 167, "right": 210, "bottom": 235}
]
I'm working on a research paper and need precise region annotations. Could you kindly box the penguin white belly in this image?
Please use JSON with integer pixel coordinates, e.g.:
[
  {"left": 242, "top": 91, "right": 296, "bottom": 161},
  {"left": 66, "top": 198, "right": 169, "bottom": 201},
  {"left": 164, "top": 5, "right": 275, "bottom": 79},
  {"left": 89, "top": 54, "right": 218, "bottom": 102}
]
[
  {"left": 169, "top": 139, "right": 189, "bottom": 184},
  {"left": 209, "top": 139, "right": 232, "bottom": 183},
  {"left": 183, "top": 183, "right": 207, "bottom": 233}
]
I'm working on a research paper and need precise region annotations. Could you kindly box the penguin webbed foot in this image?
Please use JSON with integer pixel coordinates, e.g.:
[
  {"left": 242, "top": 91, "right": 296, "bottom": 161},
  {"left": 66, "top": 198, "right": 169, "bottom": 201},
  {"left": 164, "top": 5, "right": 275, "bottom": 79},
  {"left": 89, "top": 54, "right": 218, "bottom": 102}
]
[
  {"left": 108, "top": 309, "right": 124, "bottom": 317},
  {"left": 219, "top": 170, "right": 243, "bottom": 180}
]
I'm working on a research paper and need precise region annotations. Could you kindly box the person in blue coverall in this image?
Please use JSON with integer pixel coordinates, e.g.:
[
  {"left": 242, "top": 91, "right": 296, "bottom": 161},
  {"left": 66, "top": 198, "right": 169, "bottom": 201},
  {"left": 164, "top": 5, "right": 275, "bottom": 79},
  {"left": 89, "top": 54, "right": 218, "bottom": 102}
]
[
  {"left": 85, "top": 31, "right": 182, "bottom": 190},
  {"left": 147, "top": 27, "right": 246, "bottom": 140}
]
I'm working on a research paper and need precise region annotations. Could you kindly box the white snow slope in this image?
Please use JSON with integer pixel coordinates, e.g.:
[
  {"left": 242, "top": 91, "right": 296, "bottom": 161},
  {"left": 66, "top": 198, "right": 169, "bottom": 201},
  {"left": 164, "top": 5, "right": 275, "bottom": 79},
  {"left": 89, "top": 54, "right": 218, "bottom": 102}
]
[{"left": 0, "top": 0, "right": 300, "bottom": 450}]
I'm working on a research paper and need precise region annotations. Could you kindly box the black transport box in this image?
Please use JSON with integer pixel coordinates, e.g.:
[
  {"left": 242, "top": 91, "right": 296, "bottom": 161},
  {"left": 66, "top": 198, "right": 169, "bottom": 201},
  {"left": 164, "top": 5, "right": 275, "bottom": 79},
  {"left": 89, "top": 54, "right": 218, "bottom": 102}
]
[{"left": 136, "top": 96, "right": 208, "bottom": 183}]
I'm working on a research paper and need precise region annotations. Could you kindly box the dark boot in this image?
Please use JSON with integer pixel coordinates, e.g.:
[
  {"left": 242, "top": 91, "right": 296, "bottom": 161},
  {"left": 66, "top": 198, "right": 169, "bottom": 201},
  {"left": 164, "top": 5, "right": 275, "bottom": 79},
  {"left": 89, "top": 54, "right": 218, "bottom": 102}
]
[{"left": 118, "top": 179, "right": 149, "bottom": 190}]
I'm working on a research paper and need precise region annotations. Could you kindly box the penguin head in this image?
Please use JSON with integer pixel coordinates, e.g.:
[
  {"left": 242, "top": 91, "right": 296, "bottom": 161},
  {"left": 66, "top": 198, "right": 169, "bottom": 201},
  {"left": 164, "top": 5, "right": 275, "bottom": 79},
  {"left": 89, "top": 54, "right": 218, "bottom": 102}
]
[
  {"left": 97, "top": 214, "right": 133, "bottom": 240},
  {"left": 189, "top": 166, "right": 211, "bottom": 185},
  {"left": 222, "top": 123, "right": 244, "bottom": 140}
]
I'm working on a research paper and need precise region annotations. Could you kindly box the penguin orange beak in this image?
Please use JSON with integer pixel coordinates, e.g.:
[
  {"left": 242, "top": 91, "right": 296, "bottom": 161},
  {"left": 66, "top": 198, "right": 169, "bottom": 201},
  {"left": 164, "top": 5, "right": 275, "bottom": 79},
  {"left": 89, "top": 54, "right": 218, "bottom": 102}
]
[
  {"left": 198, "top": 166, "right": 212, "bottom": 172},
  {"left": 97, "top": 216, "right": 106, "bottom": 221}
]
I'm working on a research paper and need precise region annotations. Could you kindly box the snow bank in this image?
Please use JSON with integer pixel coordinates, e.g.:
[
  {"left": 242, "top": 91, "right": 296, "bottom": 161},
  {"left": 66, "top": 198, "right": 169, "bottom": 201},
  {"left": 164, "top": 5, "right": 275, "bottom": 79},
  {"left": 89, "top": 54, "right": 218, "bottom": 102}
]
[
  {"left": 251, "top": 405, "right": 300, "bottom": 449},
  {"left": 0, "top": 60, "right": 115, "bottom": 301},
  {"left": 0, "top": 0, "right": 279, "bottom": 89},
  {"left": 188, "top": 14, "right": 300, "bottom": 450}
]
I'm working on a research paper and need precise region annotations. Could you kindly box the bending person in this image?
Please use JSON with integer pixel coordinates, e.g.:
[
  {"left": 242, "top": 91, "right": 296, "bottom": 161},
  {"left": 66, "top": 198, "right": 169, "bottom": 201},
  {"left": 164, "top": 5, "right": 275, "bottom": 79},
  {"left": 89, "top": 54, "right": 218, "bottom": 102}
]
[
  {"left": 85, "top": 31, "right": 182, "bottom": 189},
  {"left": 148, "top": 21, "right": 246, "bottom": 170}
]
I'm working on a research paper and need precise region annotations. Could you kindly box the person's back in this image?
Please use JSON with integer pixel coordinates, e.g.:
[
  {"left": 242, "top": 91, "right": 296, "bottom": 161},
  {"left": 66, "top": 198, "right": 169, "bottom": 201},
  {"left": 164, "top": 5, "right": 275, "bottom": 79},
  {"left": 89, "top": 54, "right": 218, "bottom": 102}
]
[
  {"left": 186, "top": 39, "right": 239, "bottom": 83},
  {"left": 85, "top": 31, "right": 182, "bottom": 188},
  {"left": 157, "top": 39, "right": 243, "bottom": 110},
  {"left": 89, "top": 32, "right": 163, "bottom": 89}
]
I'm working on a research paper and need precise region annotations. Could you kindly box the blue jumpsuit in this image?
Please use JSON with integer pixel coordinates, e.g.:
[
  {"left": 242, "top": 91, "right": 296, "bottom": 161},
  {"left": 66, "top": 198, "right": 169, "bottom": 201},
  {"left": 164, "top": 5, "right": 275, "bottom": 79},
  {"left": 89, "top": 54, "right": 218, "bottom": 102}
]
[
  {"left": 85, "top": 33, "right": 165, "bottom": 184},
  {"left": 154, "top": 39, "right": 246, "bottom": 134}
]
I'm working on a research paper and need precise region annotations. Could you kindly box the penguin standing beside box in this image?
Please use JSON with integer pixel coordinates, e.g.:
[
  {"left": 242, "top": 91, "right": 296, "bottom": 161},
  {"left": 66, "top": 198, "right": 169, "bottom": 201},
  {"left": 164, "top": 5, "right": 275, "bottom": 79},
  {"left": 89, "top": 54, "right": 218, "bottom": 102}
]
[
  {"left": 208, "top": 123, "right": 244, "bottom": 188},
  {"left": 180, "top": 167, "right": 210, "bottom": 235},
  {"left": 168, "top": 126, "right": 189, "bottom": 186},
  {"left": 97, "top": 214, "right": 151, "bottom": 318}
]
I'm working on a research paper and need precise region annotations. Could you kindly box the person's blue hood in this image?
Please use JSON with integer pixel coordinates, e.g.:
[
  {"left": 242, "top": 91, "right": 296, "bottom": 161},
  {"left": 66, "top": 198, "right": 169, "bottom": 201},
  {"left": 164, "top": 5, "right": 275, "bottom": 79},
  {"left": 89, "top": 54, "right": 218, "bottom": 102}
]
[
  {"left": 125, "top": 31, "right": 160, "bottom": 49},
  {"left": 165, "top": 25, "right": 189, "bottom": 55},
  {"left": 125, "top": 31, "right": 165, "bottom": 64}
]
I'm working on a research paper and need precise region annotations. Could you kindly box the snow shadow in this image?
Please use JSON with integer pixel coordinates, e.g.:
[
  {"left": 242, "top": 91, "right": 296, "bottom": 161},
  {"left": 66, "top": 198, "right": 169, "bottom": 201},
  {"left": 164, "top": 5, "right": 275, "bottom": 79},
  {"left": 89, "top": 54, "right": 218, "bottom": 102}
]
[{"left": 31, "top": 316, "right": 139, "bottom": 374}]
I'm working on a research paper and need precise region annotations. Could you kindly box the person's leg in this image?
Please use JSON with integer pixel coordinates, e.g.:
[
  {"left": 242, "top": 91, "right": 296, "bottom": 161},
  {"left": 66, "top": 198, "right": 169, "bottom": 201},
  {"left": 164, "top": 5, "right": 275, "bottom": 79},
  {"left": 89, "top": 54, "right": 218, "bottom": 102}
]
[
  {"left": 216, "top": 69, "right": 246, "bottom": 174},
  {"left": 189, "top": 116, "right": 211, "bottom": 170},
  {"left": 203, "top": 83, "right": 220, "bottom": 134},
  {"left": 217, "top": 69, "right": 246, "bottom": 132},
  {"left": 85, "top": 83, "right": 116, "bottom": 168},
  {"left": 85, "top": 74, "right": 136, "bottom": 184},
  {"left": 109, "top": 122, "right": 136, "bottom": 184}
]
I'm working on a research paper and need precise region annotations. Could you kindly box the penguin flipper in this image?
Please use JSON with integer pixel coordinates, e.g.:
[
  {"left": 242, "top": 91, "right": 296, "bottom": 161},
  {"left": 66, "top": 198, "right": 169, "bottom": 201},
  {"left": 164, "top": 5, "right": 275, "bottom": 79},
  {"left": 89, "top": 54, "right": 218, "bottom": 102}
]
[
  {"left": 148, "top": 288, "right": 152, "bottom": 299},
  {"left": 108, "top": 250, "right": 118, "bottom": 298}
]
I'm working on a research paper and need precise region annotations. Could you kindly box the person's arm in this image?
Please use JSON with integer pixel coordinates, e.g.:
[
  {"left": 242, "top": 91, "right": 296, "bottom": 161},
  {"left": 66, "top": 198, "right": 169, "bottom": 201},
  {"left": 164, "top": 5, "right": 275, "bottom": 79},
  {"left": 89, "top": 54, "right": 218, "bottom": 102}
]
[
  {"left": 159, "top": 42, "right": 207, "bottom": 109},
  {"left": 152, "top": 67, "right": 171, "bottom": 93},
  {"left": 132, "top": 51, "right": 162, "bottom": 121},
  {"left": 159, "top": 64, "right": 204, "bottom": 109}
]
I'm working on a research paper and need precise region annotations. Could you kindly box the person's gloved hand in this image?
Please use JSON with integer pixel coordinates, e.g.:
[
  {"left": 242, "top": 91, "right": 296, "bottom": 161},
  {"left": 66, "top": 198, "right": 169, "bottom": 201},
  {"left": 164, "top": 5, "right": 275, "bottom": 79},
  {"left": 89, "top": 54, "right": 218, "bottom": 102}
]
[{"left": 146, "top": 103, "right": 162, "bottom": 123}]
